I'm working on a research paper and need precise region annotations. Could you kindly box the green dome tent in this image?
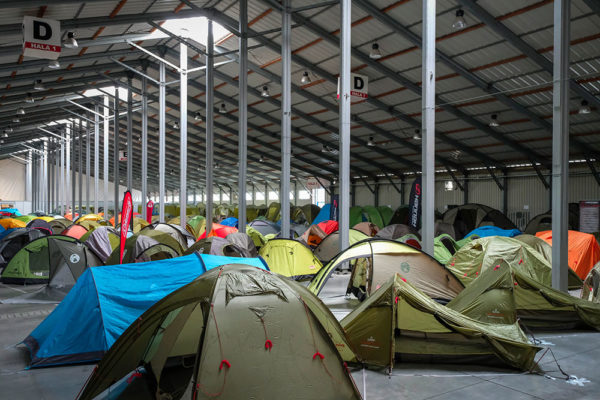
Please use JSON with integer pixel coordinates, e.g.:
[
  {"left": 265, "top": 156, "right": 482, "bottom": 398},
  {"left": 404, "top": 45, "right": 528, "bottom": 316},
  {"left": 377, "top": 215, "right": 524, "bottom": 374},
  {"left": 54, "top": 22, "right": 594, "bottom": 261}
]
[
  {"left": 342, "top": 273, "right": 541, "bottom": 372},
  {"left": 77, "top": 265, "right": 360, "bottom": 400},
  {"left": 105, "top": 230, "right": 184, "bottom": 265},
  {"left": 259, "top": 239, "right": 323, "bottom": 280}
]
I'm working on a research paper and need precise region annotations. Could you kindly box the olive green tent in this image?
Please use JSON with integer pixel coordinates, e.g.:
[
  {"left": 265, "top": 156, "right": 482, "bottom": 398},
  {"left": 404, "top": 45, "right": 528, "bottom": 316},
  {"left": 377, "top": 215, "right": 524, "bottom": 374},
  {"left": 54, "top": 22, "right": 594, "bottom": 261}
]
[
  {"left": 265, "top": 202, "right": 281, "bottom": 222},
  {"left": 309, "top": 238, "right": 464, "bottom": 303},
  {"left": 377, "top": 206, "right": 394, "bottom": 226},
  {"left": 0, "top": 236, "right": 102, "bottom": 290},
  {"left": 582, "top": 262, "right": 600, "bottom": 303},
  {"left": 259, "top": 239, "right": 323, "bottom": 280},
  {"left": 342, "top": 273, "right": 540, "bottom": 371},
  {"left": 349, "top": 206, "right": 365, "bottom": 227},
  {"left": 167, "top": 215, "right": 206, "bottom": 239},
  {"left": 362, "top": 205, "right": 384, "bottom": 228},
  {"left": 300, "top": 204, "right": 321, "bottom": 224},
  {"left": 78, "top": 265, "right": 360, "bottom": 400},
  {"left": 433, "top": 234, "right": 459, "bottom": 265},
  {"left": 449, "top": 237, "right": 600, "bottom": 330},
  {"left": 105, "top": 230, "right": 184, "bottom": 265},
  {"left": 514, "top": 234, "right": 553, "bottom": 264},
  {"left": 313, "top": 229, "right": 370, "bottom": 263},
  {"left": 49, "top": 218, "right": 72, "bottom": 235}
]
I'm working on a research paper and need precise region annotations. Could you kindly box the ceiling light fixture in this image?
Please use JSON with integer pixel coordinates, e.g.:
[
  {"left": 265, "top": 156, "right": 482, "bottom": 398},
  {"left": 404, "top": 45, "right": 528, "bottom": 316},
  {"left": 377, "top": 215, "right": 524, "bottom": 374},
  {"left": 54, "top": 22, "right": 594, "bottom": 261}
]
[
  {"left": 5, "top": 126, "right": 13, "bottom": 134},
  {"left": 219, "top": 103, "right": 227, "bottom": 114},
  {"left": 578, "top": 100, "right": 591, "bottom": 114},
  {"left": 33, "top": 79, "right": 45, "bottom": 91},
  {"left": 489, "top": 114, "right": 500, "bottom": 128},
  {"left": 367, "top": 136, "right": 376, "bottom": 146},
  {"left": 173, "top": 121, "right": 179, "bottom": 129},
  {"left": 48, "top": 59, "right": 61, "bottom": 69},
  {"left": 452, "top": 9, "right": 467, "bottom": 30},
  {"left": 25, "top": 93, "right": 34, "bottom": 103},
  {"left": 369, "top": 42, "right": 382, "bottom": 59},
  {"left": 261, "top": 85, "right": 270, "bottom": 97},
  {"left": 301, "top": 71, "right": 311, "bottom": 85},
  {"left": 12, "top": 117, "right": 20, "bottom": 123},
  {"left": 16, "top": 107, "right": 25, "bottom": 115},
  {"left": 194, "top": 112, "right": 203, "bottom": 121},
  {"left": 259, "top": 155, "right": 264, "bottom": 162},
  {"left": 412, "top": 129, "right": 421, "bottom": 140},
  {"left": 64, "top": 32, "right": 78, "bottom": 49}
]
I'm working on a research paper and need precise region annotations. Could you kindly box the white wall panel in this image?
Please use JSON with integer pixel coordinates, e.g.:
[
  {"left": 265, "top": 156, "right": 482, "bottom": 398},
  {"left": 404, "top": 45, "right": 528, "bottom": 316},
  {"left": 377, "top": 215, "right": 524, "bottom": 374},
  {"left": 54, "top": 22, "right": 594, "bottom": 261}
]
[{"left": 0, "top": 158, "right": 26, "bottom": 201}]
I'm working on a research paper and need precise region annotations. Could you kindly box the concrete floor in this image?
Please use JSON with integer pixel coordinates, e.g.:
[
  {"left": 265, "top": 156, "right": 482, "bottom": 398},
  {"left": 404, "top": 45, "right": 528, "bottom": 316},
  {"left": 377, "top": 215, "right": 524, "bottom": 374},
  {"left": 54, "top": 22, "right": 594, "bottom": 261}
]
[{"left": 1, "top": 277, "right": 599, "bottom": 400}]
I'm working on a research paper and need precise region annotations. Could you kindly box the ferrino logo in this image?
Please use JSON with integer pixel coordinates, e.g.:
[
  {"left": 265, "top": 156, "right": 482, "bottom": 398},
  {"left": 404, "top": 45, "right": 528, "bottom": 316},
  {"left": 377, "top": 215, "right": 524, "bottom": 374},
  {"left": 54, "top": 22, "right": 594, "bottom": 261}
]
[
  {"left": 410, "top": 183, "right": 421, "bottom": 226},
  {"left": 69, "top": 253, "right": 80, "bottom": 264}
]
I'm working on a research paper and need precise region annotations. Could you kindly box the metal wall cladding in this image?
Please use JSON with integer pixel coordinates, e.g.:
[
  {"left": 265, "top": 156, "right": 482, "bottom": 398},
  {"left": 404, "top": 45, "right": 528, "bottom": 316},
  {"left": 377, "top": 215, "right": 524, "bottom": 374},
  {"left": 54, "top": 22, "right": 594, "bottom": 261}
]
[{"left": 351, "top": 167, "right": 600, "bottom": 222}]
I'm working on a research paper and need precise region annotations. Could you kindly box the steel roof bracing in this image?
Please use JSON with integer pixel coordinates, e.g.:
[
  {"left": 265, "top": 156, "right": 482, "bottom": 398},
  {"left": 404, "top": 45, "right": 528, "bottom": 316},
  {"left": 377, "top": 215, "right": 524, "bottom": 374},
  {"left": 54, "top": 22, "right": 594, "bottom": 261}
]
[{"left": 0, "top": 0, "right": 599, "bottom": 192}]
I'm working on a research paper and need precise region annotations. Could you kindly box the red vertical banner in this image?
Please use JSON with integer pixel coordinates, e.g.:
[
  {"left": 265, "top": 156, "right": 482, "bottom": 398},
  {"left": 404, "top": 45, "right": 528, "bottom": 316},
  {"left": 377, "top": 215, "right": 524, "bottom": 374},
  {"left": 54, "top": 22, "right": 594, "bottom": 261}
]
[
  {"left": 146, "top": 200, "right": 154, "bottom": 224},
  {"left": 119, "top": 191, "right": 133, "bottom": 264}
]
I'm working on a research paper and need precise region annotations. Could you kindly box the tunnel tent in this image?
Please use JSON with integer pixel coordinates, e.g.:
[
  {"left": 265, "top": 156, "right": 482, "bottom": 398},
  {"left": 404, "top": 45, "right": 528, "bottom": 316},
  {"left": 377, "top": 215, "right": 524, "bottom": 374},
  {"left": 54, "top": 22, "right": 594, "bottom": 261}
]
[
  {"left": 104, "top": 230, "right": 184, "bottom": 265},
  {"left": 362, "top": 205, "right": 384, "bottom": 229},
  {"left": 0, "top": 228, "right": 48, "bottom": 272},
  {"left": 24, "top": 254, "right": 269, "bottom": 369},
  {"left": 309, "top": 238, "right": 464, "bottom": 303},
  {"left": 582, "top": 262, "right": 600, "bottom": 303},
  {"left": 353, "top": 221, "right": 379, "bottom": 237},
  {"left": 248, "top": 219, "right": 280, "bottom": 236},
  {"left": 376, "top": 224, "right": 420, "bottom": 241},
  {"left": 446, "top": 261, "right": 518, "bottom": 325},
  {"left": 259, "top": 238, "right": 323, "bottom": 280},
  {"left": 341, "top": 273, "right": 540, "bottom": 372},
  {"left": 313, "top": 229, "right": 370, "bottom": 264},
  {"left": 377, "top": 206, "right": 394, "bottom": 227},
  {"left": 81, "top": 226, "right": 120, "bottom": 263},
  {"left": 0, "top": 235, "right": 102, "bottom": 288},
  {"left": 536, "top": 230, "right": 600, "bottom": 280},
  {"left": 442, "top": 203, "right": 517, "bottom": 239},
  {"left": 26, "top": 219, "right": 53, "bottom": 235},
  {"left": 514, "top": 234, "right": 553, "bottom": 265},
  {"left": 76, "top": 264, "right": 360, "bottom": 400},
  {"left": 48, "top": 218, "right": 71, "bottom": 234},
  {"left": 448, "top": 237, "right": 600, "bottom": 330}
]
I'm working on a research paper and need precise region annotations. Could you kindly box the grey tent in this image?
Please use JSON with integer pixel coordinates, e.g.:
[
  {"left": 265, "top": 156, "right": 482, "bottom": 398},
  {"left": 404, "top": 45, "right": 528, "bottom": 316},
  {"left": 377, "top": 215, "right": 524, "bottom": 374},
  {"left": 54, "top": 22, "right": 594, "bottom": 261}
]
[
  {"left": 248, "top": 219, "right": 280, "bottom": 236},
  {"left": 376, "top": 224, "right": 420, "bottom": 240},
  {"left": 82, "top": 226, "right": 120, "bottom": 263}
]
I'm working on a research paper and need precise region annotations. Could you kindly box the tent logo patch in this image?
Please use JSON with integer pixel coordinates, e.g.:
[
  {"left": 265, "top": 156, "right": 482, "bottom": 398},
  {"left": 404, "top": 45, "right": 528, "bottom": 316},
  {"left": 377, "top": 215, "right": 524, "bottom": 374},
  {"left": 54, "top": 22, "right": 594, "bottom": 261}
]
[
  {"left": 69, "top": 254, "right": 80, "bottom": 264},
  {"left": 400, "top": 262, "right": 410, "bottom": 273}
]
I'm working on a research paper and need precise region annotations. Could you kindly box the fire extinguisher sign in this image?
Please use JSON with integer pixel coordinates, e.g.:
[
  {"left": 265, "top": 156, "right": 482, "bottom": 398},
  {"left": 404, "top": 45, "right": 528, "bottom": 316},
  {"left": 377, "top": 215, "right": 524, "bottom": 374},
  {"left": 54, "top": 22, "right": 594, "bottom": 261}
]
[{"left": 22, "top": 16, "right": 61, "bottom": 60}]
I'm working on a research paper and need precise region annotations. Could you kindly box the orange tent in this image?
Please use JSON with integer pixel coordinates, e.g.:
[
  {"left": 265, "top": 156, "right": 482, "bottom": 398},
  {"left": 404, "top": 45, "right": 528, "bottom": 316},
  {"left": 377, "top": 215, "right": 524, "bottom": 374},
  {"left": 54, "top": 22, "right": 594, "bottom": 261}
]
[
  {"left": 64, "top": 212, "right": 79, "bottom": 221},
  {"left": 62, "top": 224, "right": 89, "bottom": 239},
  {"left": 0, "top": 218, "right": 26, "bottom": 229},
  {"left": 198, "top": 223, "right": 238, "bottom": 240},
  {"left": 109, "top": 213, "right": 141, "bottom": 226},
  {"left": 536, "top": 230, "right": 600, "bottom": 280}
]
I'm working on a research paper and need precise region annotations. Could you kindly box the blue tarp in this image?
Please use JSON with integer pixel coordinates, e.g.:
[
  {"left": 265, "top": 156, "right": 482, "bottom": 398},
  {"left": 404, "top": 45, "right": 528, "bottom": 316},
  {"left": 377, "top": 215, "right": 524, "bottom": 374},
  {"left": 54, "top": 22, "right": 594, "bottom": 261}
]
[
  {"left": 311, "top": 204, "right": 331, "bottom": 225},
  {"left": 24, "top": 253, "right": 268, "bottom": 367},
  {"left": 220, "top": 217, "right": 238, "bottom": 227},
  {"left": 465, "top": 225, "right": 522, "bottom": 239}
]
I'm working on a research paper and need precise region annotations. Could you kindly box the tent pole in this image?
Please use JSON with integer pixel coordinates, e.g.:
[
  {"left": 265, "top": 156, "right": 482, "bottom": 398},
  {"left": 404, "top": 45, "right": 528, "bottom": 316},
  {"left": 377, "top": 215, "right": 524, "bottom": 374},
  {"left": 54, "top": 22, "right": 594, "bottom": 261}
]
[
  {"left": 205, "top": 20, "right": 215, "bottom": 234},
  {"left": 551, "top": 0, "right": 570, "bottom": 292},
  {"left": 238, "top": 0, "right": 248, "bottom": 232}
]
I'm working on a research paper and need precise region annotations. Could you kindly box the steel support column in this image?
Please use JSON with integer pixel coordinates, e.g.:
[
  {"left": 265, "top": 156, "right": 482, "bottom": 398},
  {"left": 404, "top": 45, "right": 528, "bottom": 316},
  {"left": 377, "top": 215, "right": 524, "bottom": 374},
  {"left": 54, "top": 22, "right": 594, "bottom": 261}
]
[
  {"left": 552, "top": 0, "right": 570, "bottom": 292},
  {"left": 71, "top": 122, "right": 76, "bottom": 215},
  {"left": 280, "top": 0, "right": 292, "bottom": 238},
  {"left": 113, "top": 94, "right": 119, "bottom": 226},
  {"left": 141, "top": 77, "right": 148, "bottom": 221},
  {"left": 78, "top": 118, "right": 83, "bottom": 214},
  {"left": 60, "top": 137, "right": 64, "bottom": 215},
  {"left": 127, "top": 75, "right": 133, "bottom": 192},
  {"left": 338, "top": 0, "right": 351, "bottom": 252},
  {"left": 159, "top": 62, "right": 166, "bottom": 222},
  {"left": 103, "top": 95, "right": 109, "bottom": 216},
  {"left": 205, "top": 20, "right": 215, "bottom": 234},
  {"left": 421, "top": 0, "right": 436, "bottom": 256},
  {"left": 86, "top": 115, "right": 91, "bottom": 212},
  {"left": 94, "top": 105, "right": 99, "bottom": 213},
  {"left": 238, "top": 0, "right": 248, "bottom": 232},
  {"left": 180, "top": 42, "right": 188, "bottom": 230}
]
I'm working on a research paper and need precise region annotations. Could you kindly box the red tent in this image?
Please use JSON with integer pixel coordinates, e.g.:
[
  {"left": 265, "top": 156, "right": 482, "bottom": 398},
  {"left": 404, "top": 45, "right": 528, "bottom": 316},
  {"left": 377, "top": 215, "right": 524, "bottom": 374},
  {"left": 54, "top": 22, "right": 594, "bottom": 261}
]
[
  {"left": 317, "top": 220, "right": 339, "bottom": 236},
  {"left": 198, "top": 223, "right": 238, "bottom": 240}
]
